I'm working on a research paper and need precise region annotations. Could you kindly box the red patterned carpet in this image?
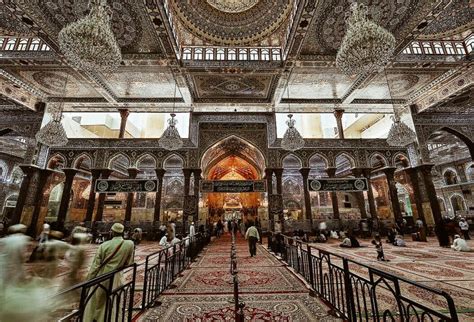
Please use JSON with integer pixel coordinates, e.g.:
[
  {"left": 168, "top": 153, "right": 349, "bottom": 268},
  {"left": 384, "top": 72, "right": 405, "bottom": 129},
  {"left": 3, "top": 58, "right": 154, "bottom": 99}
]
[
  {"left": 310, "top": 237, "right": 474, "bottom": 320},
  {"left": 138, "top": 234, "right": 339, "bottom": 321}
]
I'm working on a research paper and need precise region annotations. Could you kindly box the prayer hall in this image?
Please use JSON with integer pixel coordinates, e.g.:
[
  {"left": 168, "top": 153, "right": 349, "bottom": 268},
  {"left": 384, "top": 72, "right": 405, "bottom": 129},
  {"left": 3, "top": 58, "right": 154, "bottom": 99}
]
[{"left": 0, "top": 0, "right": 473, "bottom": 321}]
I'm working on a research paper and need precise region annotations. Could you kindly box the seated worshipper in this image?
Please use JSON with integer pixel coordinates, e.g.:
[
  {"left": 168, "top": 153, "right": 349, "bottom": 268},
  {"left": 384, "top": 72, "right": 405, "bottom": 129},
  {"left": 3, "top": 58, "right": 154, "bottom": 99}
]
[
  {"left": 393, "top": 235, "right": 406, "bottom": 247},
  {"left": 386, "top": 227, "right": 397, "bottom": 244},
  {"left": 451, "top": 234, "right": 471, "bottom": 252},
  {"left": 340, "top": 237, "right": 352, "bottom": 248},
  {"left": 349, "top": 235, "right": 361, "bottom": 247},
  {"left": 131, "top": 228, "right": 143, "bottom": 245},
  {"left": 340, "top": 234, "right": 361, "bottom": 248},
  {"left": 330, "top": 230, "right": 339, "bottom": 239},
  {"left": 459, "top": 218, "right": 470, "bottom": 240},
  {"left": 84, "top": 223, "right": 135, "bottom": 322},
  {"left": 159, "top": 233, "right": 171, "bottom": 248}
]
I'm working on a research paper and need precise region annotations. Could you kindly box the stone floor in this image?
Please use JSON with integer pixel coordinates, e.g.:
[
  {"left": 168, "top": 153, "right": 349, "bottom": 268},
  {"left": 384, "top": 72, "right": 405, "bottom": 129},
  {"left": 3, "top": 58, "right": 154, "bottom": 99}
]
[{"left": 309, "top": 236, "right": 474, "bottom": 320}]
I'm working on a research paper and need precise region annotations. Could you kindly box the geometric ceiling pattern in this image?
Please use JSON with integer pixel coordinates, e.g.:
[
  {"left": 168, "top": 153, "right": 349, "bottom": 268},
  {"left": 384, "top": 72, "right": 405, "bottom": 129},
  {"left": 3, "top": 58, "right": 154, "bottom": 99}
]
[{"left": 0, "top": 0, "right": 471, "bottom": 113}]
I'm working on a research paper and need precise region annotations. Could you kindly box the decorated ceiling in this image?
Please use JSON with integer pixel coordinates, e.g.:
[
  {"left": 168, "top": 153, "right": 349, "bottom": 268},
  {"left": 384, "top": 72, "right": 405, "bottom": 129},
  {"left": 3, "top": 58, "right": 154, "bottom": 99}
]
[{"left": 0, "top": 0, "right": 471, "bottom": 113}]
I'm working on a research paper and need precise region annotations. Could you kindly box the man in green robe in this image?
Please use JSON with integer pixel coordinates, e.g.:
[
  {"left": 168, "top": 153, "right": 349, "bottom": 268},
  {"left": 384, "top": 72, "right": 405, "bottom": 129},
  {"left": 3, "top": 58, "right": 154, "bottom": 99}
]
[{"left": 83, "top": 223, "right": 135, "bottom": 322}]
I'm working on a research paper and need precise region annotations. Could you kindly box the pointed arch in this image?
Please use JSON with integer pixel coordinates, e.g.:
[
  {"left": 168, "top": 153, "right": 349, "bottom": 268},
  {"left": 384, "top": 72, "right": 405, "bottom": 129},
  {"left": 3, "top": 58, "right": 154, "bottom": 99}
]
[
  {"left": 282, "top": 153, "right": 302, "bottom": 169},
  {"left": 47, "top": 153, "right": 67, "bottom": 170},
  {"left": 0, "top": 159, "right": 8, "bottom": 179},
  {"left": 335, "top": 152, "right": 355, "bottom": 176},
  {"left": 309, "top": 153, "right": 329, "bottom": 168},
  {"left": 393, "top": 152, "right": 410, "bottom": 169},
  {"left": 73, "top": 153, "right": 93, "bottom": 170},
  {"left": 135, "top": 153, "right": 157, "bottom": 169},
  {"left": 108, "top": 153, "right": 131, "bottom": 169},
  {"left": 369, "top": 152, "right": 389, "bottom": 169},
  {"left": 163, "top": 153, "right": 184, "bottom": 170}
]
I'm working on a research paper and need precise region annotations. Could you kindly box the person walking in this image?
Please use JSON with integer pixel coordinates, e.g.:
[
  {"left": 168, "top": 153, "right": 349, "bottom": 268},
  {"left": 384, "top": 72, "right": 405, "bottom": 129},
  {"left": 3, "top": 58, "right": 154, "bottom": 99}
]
[
  {"left": 189, "top": 222, "right": 196, "bottom": 237},
  {"left": 245, "top": 221, "right": 260, "bottom": 257},
  {"left": 84, "top": 223, "right": 135, "bottom": 322}
]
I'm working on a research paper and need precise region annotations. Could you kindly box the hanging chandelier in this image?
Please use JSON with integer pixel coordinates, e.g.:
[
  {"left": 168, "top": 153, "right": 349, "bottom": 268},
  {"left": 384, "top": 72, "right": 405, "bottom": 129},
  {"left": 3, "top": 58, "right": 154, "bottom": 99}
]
[
  {"left": 281, "top": 114, "right": 305, "bottom": 151},
  {"left": 386, "top": 115, "right": 417, "bottom": 147},
  {"left": 336, "top": 2, "right": 396, "bottom": 76},
  {"left": 58, "top": 0, "right": 121, "bottom": 73},
  {"left": 36, "top": 103, "right": 68, "bottom": 147},
  {"left": 159, "top": 113, "right": 183, "bottom": 151}
]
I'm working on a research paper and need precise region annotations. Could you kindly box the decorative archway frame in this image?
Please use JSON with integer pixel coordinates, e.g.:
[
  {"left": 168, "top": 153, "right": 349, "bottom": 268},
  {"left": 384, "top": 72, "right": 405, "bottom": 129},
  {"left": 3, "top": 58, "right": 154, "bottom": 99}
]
[
  {"left": 369, "top": 152, "right": 390, "bottom": 169},
  {"left": 0, "top": 159, "right": 9, "bottom": 180},
  {"left": 449, "top": 192, "right": 467, "bottom": 212}
]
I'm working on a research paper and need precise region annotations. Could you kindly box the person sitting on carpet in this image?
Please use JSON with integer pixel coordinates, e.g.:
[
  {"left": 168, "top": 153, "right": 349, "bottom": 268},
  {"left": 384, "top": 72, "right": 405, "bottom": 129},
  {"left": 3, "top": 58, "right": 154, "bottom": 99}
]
[
  {"left": 386, "top": 227, "right": 397, "bottom": 244},
  {"left": 393, "top": 235, "right": 406, "bottom": 247},
  {"left": 451, "top": 234, "right": 470, "bottom": 252},
  {"left": 340, "top": 233, "right": 361, "bottom": 248},
  {"left": 340, "top": 237, "right": 352, "bottom": 248},
  {"left": 330, "top": 230, "right": 339, "bottom": 239}
]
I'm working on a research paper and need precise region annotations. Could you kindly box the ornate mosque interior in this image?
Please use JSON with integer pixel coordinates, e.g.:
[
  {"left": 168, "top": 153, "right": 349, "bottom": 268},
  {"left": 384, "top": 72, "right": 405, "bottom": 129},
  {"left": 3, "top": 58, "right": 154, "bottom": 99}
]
[{"left": 0, "top": 0, "right": 473, "bottom": 321}]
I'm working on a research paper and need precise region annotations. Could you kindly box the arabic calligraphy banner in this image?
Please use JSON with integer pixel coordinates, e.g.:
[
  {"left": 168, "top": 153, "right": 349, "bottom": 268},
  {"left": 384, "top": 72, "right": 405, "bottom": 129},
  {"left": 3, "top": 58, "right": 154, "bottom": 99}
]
[
  {"left": 95, "top": 179, "right": 158, "bottom": 193},
  {"left": 308, "top": 178, "right": 368, "bottom": 192},
  {"left": 201, "top": 180, "right": 266, "bottom": 193}
]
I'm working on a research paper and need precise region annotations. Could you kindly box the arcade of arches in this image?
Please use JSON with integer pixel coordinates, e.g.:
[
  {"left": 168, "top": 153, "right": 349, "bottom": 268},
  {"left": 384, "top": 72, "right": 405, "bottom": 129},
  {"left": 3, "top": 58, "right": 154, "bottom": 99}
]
[{"left": 0, "top": 0, "right": 473, "bottom": 320}]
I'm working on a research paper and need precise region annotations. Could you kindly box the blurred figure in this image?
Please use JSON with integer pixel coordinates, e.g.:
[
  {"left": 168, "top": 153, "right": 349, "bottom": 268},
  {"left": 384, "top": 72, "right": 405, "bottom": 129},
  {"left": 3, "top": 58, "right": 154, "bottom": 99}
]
[
  {"left": 459, "top": 218, "right": 470, "bottom": 240},
  {"left": 65, "top": 232, "right": 88, "bottom": 287},
  {"left": 245, "top": 221, "right": 260, "bottom": 257},
  {"left": 0, "top": 224, "right": 30, "bottom": 287},
  {"left": 189, "top": 222, "right": 196, "bottom": 238},
  {"left": 39, "top": 223, "right": 50, "bottom": 243},
  {"left": 371, "top": 234, "right": 389, "bottom": 262},
  {"left": 84, "top": 223, "right": 135, "bottom": 322},
  {"left": 159, "top": 233, "right": 171, "bottom": 248},
  {"left": 42, "top": 231, "right": 71, "bottom": 279},
  {"left": 451, "top": 234, "right": 470, "bottom": 252},
  {"left": 393, "top": 235, "right": 406, "bottom": 247},
  {"left": 131, "top": 228, "right": 143, "bottom": 245}
]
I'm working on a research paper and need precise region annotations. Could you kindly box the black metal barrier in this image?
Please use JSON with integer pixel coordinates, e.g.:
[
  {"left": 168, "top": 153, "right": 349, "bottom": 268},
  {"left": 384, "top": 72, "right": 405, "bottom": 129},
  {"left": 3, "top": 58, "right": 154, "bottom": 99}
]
[
  {"left": 52, "top": 232, "right": 210, "bottom": 321},
  {"left": 268, "top": 233, "right": 459, "bottom": 322},
  {"left": 230, "top": 229, "right": 245, "bottom": 322},
  {"left": 141, "top": 232, "right": 210, "bottom": 310}
]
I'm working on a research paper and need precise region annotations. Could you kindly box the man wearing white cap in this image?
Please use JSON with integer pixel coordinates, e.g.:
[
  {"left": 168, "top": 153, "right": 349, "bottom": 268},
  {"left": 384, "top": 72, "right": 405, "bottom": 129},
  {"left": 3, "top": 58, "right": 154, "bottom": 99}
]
[{"left": 84, "top": 222, "right": 135, "bottom": 322}]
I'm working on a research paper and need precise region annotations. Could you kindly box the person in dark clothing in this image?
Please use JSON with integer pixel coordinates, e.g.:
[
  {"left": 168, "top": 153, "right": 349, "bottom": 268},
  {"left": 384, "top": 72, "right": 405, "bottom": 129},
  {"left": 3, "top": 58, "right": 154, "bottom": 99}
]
[
  {"left": 435, "top": 221, "right": 450, "bottom": 247},
  {"left": 371, "top": 235, "right": 389, "bottom": 261}
]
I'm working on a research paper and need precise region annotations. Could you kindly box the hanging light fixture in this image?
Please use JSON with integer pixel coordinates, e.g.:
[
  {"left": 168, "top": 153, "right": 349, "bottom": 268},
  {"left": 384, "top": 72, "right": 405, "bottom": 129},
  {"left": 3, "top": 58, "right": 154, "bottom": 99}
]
[
  {"left": 384, "top": 70, "right": 416, "bottom": 147},
  {"left": 336, "top": 2, "right": 396, "bottom": 76},
  {"left": 36, "top": 103, "right": 69, "bottom": 147},
  {"left": 58, "top": 0, "right": 121, "bottom": 73},
  {"left": 281, "top": 81, "right": 304, "bottom": 151},
  {"left": 159, "top": 80, "right": 183, "bottom": 151},
  {"left": 36, "top": 75, "right": 69, "bottom": 147}
]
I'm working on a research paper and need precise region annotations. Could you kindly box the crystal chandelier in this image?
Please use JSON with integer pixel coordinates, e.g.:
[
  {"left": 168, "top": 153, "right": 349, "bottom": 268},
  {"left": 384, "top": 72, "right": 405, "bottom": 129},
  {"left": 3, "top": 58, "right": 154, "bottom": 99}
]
[
  {"left": 36, "top": 103, "right": 68, "bottom": 147},
  {"left": 159, "top": 113, "right": 183, "bottom": 151},
  {"left": 336, "top": 2, "right": 396, "bottom": 75},
  {"left": 281, "top": 114, "right": 305, "bottom": 151},
  {"left": 386, "top": 115, "right": 417, "bottom": 147},
  {"left": 58, "top": 0, "right": 121, "bottom": 73}
]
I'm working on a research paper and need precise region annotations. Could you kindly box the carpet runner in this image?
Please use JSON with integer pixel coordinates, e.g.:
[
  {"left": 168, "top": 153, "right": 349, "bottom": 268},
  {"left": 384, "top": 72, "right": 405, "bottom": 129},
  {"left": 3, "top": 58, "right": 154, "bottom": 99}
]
[{"left": 138, "top": 234, "right": 339, "bottom": 321}]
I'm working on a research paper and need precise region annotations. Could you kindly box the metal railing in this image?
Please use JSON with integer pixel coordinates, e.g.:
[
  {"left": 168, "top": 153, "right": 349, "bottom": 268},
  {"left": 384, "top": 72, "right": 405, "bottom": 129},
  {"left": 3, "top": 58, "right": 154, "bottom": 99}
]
[
  {"left": 141, "top": 232, "right": 209, "bottom": 309},
  {"left": 52, "top": 264, "right": 137, "bottom": 322},
  {"left": 268, "top": 233, "right": 459, "bottom": 322},
  {"left": 52, "top": 233, "right": 210, "bottom": 321},
  {"left": 230, "top": 228, "right": 245, "bottom": 322}
]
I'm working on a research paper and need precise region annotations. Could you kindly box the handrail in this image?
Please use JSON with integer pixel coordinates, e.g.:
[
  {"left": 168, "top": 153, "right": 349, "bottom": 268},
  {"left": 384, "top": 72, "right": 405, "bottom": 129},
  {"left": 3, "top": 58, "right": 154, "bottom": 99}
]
[
  {"left": 230, "top": 227, "right": 244, "bottom": 322},
  {"left": 268, "top": 232, "right": 459, "bottom": 322}
]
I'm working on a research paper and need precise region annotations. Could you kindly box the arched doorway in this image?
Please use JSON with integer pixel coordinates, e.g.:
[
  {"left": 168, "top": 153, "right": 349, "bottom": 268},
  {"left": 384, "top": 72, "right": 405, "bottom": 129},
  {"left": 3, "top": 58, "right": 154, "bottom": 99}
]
[{"left": 201, "top": 136, "right": 265, "bottom": 227}]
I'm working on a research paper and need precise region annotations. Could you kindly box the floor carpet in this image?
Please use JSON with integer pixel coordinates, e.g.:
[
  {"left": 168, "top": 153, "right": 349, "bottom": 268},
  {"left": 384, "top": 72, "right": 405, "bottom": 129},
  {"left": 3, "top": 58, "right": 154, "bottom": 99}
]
[
  {"left": 138, "top": 234, "right": 338, "bottom": 321},
  {"left": 309, "top": 237, "right": 474, "bottom": 321}
]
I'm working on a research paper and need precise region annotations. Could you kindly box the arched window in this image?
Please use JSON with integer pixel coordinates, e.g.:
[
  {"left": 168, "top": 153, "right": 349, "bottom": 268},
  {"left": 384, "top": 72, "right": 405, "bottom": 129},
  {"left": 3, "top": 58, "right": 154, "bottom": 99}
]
[
  {"left": 228, "top": 49, "right": 236, "bottom": 60},
  {"left": 249, "top": 49, "right": 258, "bottom": 60},
  {"left": 433, "top": 42, "right": 444, "bottom": 54},
  {"left": 455, "top": 43, "right": 466, "bottom": 55},
  {"left": 466, "top": 164, "right": 474, "bottom": 182},
  {"left": 17, "top": 39, "right": 28, "bottom": 51},
  {"left": 422, "top": 42, "right": 433, "bottom": 54},
  {"left": 443, "top": 169, "right": 458, "bottom": 185},
  {"left": 182, "top": 48, "right": 192, "bottom": 60},
  {"left": 216, "top": 48, "right": 225, "bottom": 60},
  {"left": 29, "top": 38, "right": 40, "bottom": 51},
  {"left": 205, "top": 48, "right": 214, "bottom": 60},
  {"left": 411, "top": 42, "right": 422, "bottom": 54},
  {"left": 272, "top": 48, "right": 281, "bottom": 60},
  {"left": 444, "top": 43, "right": 455, "bottom": 54},
  {"left": 238, "top": 49, "right": 248, "bottom": 60},
  {"left": 261, "top": 49, "right": 270, "bottom": 60},
  {"left": 5, "top": 38, "right": 16, "bottom": 50},
  {"left": 194, "top": 48, "right": 203, "bottom": 60},
  {"left": 450, "top": 194, "right": 466, "bottom": 214}
]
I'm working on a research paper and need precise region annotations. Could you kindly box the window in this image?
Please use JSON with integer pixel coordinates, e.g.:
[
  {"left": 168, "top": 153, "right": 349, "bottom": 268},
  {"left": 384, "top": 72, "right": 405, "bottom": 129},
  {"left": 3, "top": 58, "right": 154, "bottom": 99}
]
[
  {"left": 455, "top": 43, "right": 465, "bottom": 55},
  {"left": 5, "top": 38, "right": 16, "bottom": 50},
  {"left": 205, "top": 48, "right": 214, "bottom": 60},
  {"left": 17, "top": 39, "right": 28, "bottom": 51},
  {"left": 402, "top": 47, "right": 411, "bottom": 54},
  {"left": 216, "top": 48, "right": 225, "bottom": 60},
  {"left": 29, "top": 39, "right": 40, "bottom": 51},
  {"left": 40, "top": 43, "right": 50, "bottom": 51},
  {"left": 422, "top": 42, "right": 433, "bottom": 54},
  {"left": 238, "top": 48, "right": 247, "bottom": 60},
  {"left": 444, "top": 43, "right": 455, "bottom": 54},
  {"left": 194, "top": 48, "right": 203, "bottom": 60},
  {"left": 466, "top": 35, "right": 474, "bottom": 53},
  {"left": 0, "top": 37, "right": 4, "bottom": 48},
  {"left": 272, "top": 48, "right": 281, "bottom": 60},
  {"left": 433, "top": 42, "right": 444, "bottom": 54},
  {"left": 249, "top": 49, "right": 258, "bottom": 60},
  {"left": 228, "top": 49, "right": 236, "bottom": 60},
  {"left": 261, "top": 49, "right": 270, "bottom": 60},
  {"left": 411, "top": 42, "right": 422, "bottom": 54}
]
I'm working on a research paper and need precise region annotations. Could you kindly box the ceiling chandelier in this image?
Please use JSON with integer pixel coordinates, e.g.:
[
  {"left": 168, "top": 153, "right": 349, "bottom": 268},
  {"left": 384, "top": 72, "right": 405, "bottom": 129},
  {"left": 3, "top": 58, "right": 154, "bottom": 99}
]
[
  {"left": 58, "top": 0, "right": 121, "bottom": 73},
  {"left": 159, "top": 82, "right": 183, "bottom": 151},
  {"left": 386, "top": 114, "right": 417, "bottom": 147},
  {"left": 336, "top": 2, "right": 396, "bottom": 75},
  {"left": 281, "top": 114, "right": 305, "bottom": 151},
  {"left": 281, "top": 81, "right": 304, "bottom": 152},
  {"left": 36, "top": 103, "right": 68, "bottom": 147}
]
